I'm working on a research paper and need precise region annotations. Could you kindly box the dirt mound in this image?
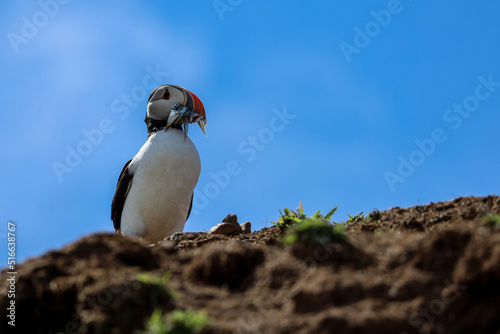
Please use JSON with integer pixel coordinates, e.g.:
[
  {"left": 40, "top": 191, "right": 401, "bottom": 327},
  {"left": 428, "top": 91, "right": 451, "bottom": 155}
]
[
  {"left": 1, "top": 195, "right": 500, "bottom": 333},
  {"left": 348, "top": 195, "right": 500, "bottom": 232}
]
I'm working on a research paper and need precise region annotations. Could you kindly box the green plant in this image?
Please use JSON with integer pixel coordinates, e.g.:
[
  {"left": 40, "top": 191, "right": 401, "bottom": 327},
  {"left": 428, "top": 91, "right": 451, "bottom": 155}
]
[
  {"left": 137, "top": 272, "right": 172, "bottom": 286},
  {"left": 273, "top": 202, "right": 307, "bottom": 228},
  {"left": 281, "top": 218, "right": 346, "bottom": 245},
  {"left": 368, "top": 209, "right": 381, "bottom": 221},
  {"left": 138, "top": 308, "right": 212, "bottom": 334},
  {"left": 347, "top": 211, "right": 365, "bottom": 224},
  {"left": 273, "top": 202, "right": 338, "bottom": 228},
  {"left": 136, "top": 272, "right": 178, "bottom": 304},
  {"left": 483, "top": 214, "right": 500, "bottom": 227}
]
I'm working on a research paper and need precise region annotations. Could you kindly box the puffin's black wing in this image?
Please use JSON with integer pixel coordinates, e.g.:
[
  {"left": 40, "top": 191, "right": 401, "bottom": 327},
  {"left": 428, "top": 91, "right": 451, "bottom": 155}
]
[
  {"left": 186, "top": 193, "right": 194, "bottom": 221},
  {"left": 111, "top": 159, "right": 134, "bottom": 231}
]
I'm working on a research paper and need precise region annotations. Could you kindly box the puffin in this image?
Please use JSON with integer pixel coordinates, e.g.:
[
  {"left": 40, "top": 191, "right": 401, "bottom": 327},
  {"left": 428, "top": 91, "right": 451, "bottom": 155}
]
[{"left": 111, "top": 84, "right": 206, "bottom": 243}]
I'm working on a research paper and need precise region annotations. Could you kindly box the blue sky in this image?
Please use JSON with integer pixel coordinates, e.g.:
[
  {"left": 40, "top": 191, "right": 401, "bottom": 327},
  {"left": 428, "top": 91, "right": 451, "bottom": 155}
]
[{"left": 1, "top": 1, "right": 499, "bottom": 263}]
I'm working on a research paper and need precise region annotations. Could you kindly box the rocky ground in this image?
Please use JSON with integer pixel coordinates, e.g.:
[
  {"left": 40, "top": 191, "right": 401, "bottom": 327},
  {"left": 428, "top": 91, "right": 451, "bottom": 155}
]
[{"left": 1, "top": 195, "right": 500, "bottom": 334}]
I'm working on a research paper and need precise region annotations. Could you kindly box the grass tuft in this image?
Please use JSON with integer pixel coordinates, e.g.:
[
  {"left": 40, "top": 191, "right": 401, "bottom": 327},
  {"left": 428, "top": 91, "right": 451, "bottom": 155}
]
[
  {"left": 368, "top": 209, "right": 381, "bottom": 221},
  {"left": 347, "top": 212, "right": 365, "bottom": 224},
  {"left": 136, "top": 272, "right": 172, "bottom": 286},
  {"left": 281, "top": 218, "right": 346, "bottom": 245},
  {"left": 273, "top": 202, "right": 338, "bottom": 228},
  {"left": 483, "top": 214, "right": 500, "bottom": 228},
  {"left": 137, "top": 308, "right": 212, "bottom": 334},
  {"left": 136, "top": 272, "right": 178, "bottom": 303}
]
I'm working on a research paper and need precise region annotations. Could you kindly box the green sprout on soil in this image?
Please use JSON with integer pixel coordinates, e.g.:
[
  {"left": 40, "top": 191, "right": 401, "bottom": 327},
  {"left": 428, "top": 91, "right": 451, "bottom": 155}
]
[
  {"left": 273, "top": 202, "right": 338, "bottom": 228},
  {"left": 138, "top": 308, "right": 212, "bottom": 334},
  {"left": 136, "top": 272, "right": 178, "bottom": 304},
  {"left": 281, "top": 219, "right": 346, "bottom": 245},
  {"left": 345, "top": 209, "right": 381, "bottom": 225},
  {"left": 137, "top": 272, "right": 172, "bottom": 286},
  {"left": 368, "top": 209, "right": 381, "bottom": 221},
  {"left": 347, "top": 211, "right": 365, "bottom": 224},
  {"left": 483, "top": 214, "right": 500, "bottom": 228}
]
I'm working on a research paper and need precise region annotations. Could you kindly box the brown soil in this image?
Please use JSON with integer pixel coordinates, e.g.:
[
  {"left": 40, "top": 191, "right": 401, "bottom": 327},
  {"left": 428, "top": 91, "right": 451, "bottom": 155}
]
[{"left": 1, "top": 195, "right": 500, "bottom": 334}]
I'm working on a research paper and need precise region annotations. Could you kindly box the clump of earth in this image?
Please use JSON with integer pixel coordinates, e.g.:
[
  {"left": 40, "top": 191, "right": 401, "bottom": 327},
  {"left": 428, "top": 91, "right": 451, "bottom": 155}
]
[{"left": 1, "top": 195, "right": 499, "bottom": 334}]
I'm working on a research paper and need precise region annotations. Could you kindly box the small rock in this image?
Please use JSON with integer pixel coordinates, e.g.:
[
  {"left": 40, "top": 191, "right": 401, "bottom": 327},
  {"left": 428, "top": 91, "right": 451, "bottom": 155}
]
[
  {"left": 222, "top": 214, "right": 238, "bottom": 225},
  {"left": 209, "top": 214, "right": 244, "bottom": 235},
  {"left": 240, "top": 221, "right": 252, "bottom": 234},
  {"left": 209, "top": 223, "right": 239, "bottom": 235}
]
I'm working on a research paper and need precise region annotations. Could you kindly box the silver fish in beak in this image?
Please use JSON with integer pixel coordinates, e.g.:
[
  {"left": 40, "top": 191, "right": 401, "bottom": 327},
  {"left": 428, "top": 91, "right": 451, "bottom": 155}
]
[{"left": 167, "top": 104, "right": 207, "bottom": 139}]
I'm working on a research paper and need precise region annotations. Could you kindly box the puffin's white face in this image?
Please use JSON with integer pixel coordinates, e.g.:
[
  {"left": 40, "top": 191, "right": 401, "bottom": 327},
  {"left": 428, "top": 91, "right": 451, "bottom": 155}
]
[
  {"left": 146, "top": 84, "right": 206, "bottom": 136},
  {"left": 147, "top": 85, "right": 187, "bottom": 120}
]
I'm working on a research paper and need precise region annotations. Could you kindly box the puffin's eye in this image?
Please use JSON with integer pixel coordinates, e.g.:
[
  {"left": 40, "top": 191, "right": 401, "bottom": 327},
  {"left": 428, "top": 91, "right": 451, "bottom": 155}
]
[{"left": 162, "top": 89, "right": 170, "bottom": 99}]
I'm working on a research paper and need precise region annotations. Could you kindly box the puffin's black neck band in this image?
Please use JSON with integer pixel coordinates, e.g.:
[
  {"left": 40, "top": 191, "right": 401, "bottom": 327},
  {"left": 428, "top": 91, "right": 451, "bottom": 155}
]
[{"left": 147, "top": 118, "right": 183, "bottom": 133}]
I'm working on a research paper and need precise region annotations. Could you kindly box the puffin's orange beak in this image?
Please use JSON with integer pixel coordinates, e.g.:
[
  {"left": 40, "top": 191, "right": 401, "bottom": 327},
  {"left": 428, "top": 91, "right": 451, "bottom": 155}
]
[
  {"left": 186, "top": 90, "right": 206, "bottom": 123},
  {"left": 186, "top": 90, "right": 207, "bottom": 137},
  {"left": 167, "top": 88, "right": 207, "bottom": 138}
]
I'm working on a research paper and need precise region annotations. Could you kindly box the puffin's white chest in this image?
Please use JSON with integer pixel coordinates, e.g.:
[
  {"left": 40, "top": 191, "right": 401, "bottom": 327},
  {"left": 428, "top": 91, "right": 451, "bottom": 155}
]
[{"left": 121, "top": 129, "right": 201, "bottom": 242}]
